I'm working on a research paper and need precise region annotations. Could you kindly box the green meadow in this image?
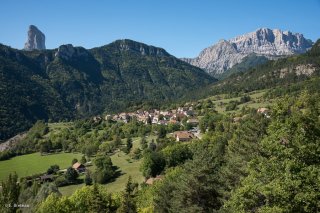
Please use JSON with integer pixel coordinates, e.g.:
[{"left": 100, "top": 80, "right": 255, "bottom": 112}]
[
  {"left": 58, "top": 136, "right": 156, "bottom": 196},
  {"left": 0, "top": 152, "right": 83, "bottom": 181}
]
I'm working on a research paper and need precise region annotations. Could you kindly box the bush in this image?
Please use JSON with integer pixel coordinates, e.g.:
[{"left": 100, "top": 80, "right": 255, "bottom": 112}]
[
  {"left": 84, "top": 170, "right": 93, "bottom": 186},
  {"left": 132, "top": 148, "right": 142, "bottom": 160},
  {"left": 0, "top": 150, "right": 15, "bottom": 161},
  {"left": 225, "top": 101, "right": 239, "bottom": 111},
  {"left": 140, "top": 151, "right": 166, "bottom": 178},
  {"left": 240, "top": 95, "right": 251, "bottom": 103},
  {"left": 47, "top": 165, "right": 60, "bottom": 175},
  {"left": 65, "top": 167, "right": 79, "bottom": 183},
  {"left": 93, "top": 154, "right": 116, "bottom": 184},
  {"left": 54, "top": 176, "right": 68, "bottom": 187}
]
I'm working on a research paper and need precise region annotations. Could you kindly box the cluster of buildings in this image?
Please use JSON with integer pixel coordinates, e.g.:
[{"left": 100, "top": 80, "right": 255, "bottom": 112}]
[
  {"left": 102, "top": 106, "right": 199, "bottom": 126},
  {"left": 93, "top": 106, "right": 202, "bottom": 142}
]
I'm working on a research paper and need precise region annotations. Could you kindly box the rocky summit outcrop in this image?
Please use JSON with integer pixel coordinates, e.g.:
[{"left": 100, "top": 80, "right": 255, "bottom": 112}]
[
  {"left": 183, "top": 28, "right": 313, "bottom": 77},
  {"left": 24, "top": 25, "right": 46, "bottom": 50},
  {"left": 55, "top": 44, "right": 89, "bottom": 60}
]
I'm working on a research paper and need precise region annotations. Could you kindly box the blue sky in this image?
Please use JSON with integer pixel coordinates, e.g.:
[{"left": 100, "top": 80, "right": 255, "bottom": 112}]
[{"left": 0, "top": 0, "right": 319, "bottom": 57}]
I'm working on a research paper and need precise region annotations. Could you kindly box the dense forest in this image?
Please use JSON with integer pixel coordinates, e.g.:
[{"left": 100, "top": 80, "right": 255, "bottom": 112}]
[{"left": 0, "top": 40, "right": 216, "bottom": 141}]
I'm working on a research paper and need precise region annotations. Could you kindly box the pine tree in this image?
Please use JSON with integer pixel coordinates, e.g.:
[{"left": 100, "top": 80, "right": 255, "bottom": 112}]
[
  {"left": 0, "top": 173, "right": 20, "bottom": 213},
  {"left": 90, "top": 184, "right": 106, "bottom": 212},
  {"left": 117, "top": 176, "right": 137, "bottom": 213}
]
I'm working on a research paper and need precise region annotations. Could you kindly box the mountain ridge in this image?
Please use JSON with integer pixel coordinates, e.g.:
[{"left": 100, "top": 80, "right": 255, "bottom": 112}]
[
  {"left": 0, "top": 40, "right": 216, "bottom": 141},
  {"left": 209, "top": 39, "right": 320, "bottom": 95},
  {"left": 182, "top": 28, "right": 313, "bottom": 77}
]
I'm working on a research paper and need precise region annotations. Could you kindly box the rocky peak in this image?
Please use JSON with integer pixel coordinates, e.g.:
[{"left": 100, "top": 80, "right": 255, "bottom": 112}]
[
  {"left": 115, "top": 39, "right": 170, "bottom": 57},
  {"left": 183, "top": 28, "right": 313, "bottom": 77},
  {"left": 229, "top": 28, "right": 312, "bottom": 55},
  {"left": 55, "top": 44, "right": 89, "bottom": 60},
  {"left": 24, "top": 25, "right": 46, "bottom": 51}
]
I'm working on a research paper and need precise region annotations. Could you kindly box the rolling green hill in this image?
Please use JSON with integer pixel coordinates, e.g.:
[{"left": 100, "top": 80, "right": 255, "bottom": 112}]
[{"left": 0, "top": 40, "right": 216, "bottom": 140}]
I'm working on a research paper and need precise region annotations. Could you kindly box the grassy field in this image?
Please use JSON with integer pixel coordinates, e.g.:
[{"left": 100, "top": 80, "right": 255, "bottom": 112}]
[
  {"left": 0, "top": 135, "right": 153, "bottom": 196},
  {"left": 59, "top": 136, "right": 155, "bottom": 196},
  {"left": 0, "top": 152, "right": 83, "bottom": 181},
  {"left": 46, "top": 122, "right": 72, "bottom": 138},
  {"left": 207, "top": 90, "right": 272, "bottom": 113}
]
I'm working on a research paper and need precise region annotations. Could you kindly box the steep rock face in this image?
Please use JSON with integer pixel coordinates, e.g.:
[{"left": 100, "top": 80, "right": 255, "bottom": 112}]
[
  {"left": 183, "top": 28, "right": 313, "bottom": 76},
  {"left": 24, "top": 25, "right": 46, "bottom": 50},
  {"left": 230, "top": 28, "right": 312, "bottom": 55},
  {"left": 55, "top": 44, "right": 89, "bottom": 60},
  {"left": 184, "top": 40, "right": 244, "bottom": 74}
]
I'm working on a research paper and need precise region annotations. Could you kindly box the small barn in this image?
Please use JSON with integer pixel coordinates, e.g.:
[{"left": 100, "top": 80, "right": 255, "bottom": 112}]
[
  {"left": 173, "top": 131, "right": 195, "bottom": 142},
  {"left": 72, "top": 162, "right": 86, "bottom": 173}
]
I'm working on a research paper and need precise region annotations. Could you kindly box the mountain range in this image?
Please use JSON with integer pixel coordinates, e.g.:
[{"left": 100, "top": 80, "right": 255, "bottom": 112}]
[
  {"left": 182, "top": 28, "right": 313, "bottom": 77},
  {"left": 0, "top": 38, "right": 215, "bottom": 140},
  {"left": 0, "top": 26, "right": 318, "bottom": 141}
]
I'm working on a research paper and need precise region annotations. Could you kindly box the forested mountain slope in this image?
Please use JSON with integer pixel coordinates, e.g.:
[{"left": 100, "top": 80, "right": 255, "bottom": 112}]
[{"left": 0, "top": 40, "right": 216, "bottom": 140}]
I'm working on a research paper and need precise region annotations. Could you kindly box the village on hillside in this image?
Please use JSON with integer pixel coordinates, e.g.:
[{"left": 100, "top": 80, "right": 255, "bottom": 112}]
[
  {"left": 93, "top": 105, "right": 201, "bottom": 142},
  {"left": 93, "top": 104, "right": 270, "bottom": 143}
]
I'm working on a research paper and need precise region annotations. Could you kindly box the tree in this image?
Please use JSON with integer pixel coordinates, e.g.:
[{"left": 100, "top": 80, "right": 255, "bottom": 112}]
[
  {"left": 124, "top": 137, "right": 133, "bottom": 154},
  {"left": 93, "top": 155, "right": 116, "bottom": 184},
  {"left": 162, "top": 144, "right": 193, "bottom": 167},
  {"left": 40, "top": 140, "right": 52, "bottom": 153},
  {"left": 47, "top": 165, "right": 60, "bottom": 175},
  {"left": 226, "top": 95, "right": 320, "bottom": 213},
  {"left": 140, "top": 152, "right": 166, "bottom": 178},
  {"left": 146, "top": 116, "right": 152, "bottom": 125},
  {"left": 114, "top": 136, "right": 122, "bottom": 148},
  {"left": 90, "top": 184, "right": 109, "bottom": 212},
  {"left": 148, "top": 140, "right": 157, "bottom": 151},
  {"left": 240, "top": 95, "right": 251, "bottom": 103},
  {"left": 54, "top": 176, "right": 68, "bottom": 187},
  {"left": 158, "top": 125, "right": 167, "bottom": 138},
  {"left": 84, "top": 144, "right": 99, "bottom": 157},
  {"left": 140, "top": 137, "right": 148, "bottom": 150},
  {"left": 35, "top": 194, "right": 72, "bottom": 213},
  {"left": 34, "top": 183, "right": 61, "bottom": 204},
  {"left": 117, "top": 176, "right": 138, "bottom": 213},
  {"left": 225, "top": 101, "right": 239, "bottom": 111},
  {"left": 0, "top": 173, "right": 20, "bottom": 213},
  {"left": 36, "top": 185, "right": 117, "bottom": 212},
  {"left": 132, "top": 148, "right": 142, "bottom": 160},
  {"left": 65, "top": 167, "right": 79, "bottom": 183},
  {"left": 84, "top": 170, "right": 93, "bottom": 186},
  {"left": 167, "top": 137, "right": 227, "bottom": 212}
]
